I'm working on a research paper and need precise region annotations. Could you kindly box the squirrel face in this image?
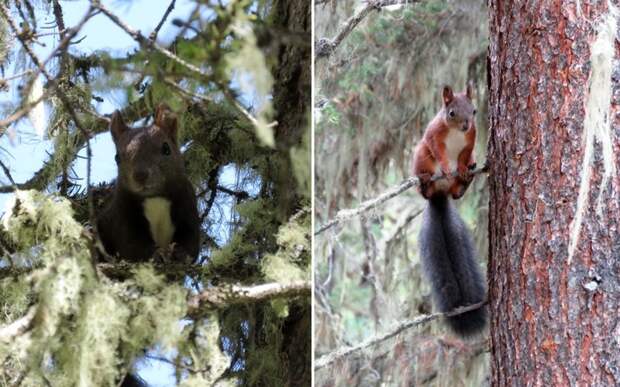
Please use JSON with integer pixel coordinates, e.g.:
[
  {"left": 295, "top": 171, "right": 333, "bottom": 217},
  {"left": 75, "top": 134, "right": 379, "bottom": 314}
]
[
  {"left": 110, "top": 104, "right": 185, "bottom": 197},
  {"left": 441, "top": 85, "right": 476, "bottom": 132}
]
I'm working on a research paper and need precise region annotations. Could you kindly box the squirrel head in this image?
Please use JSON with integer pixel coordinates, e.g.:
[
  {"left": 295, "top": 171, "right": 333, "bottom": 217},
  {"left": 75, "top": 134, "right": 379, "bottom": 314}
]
[
  {"left": 110, "top": 103, "right": 185, "bottom": 197},
  {"left": 441, "top": 84, "right": 476, "bottom": 132}
]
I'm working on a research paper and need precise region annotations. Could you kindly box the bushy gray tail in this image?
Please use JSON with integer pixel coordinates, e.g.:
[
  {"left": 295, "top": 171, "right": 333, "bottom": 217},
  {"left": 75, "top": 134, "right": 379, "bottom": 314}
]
[{"left": 418, "top": 195, "right": 487, "bottom": 336}]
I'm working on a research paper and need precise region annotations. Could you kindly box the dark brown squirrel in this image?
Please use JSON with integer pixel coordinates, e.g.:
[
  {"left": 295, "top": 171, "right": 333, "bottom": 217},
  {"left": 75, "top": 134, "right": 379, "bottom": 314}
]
[{"left": 97, "top": 104, "right": 200, "bottom": 264}]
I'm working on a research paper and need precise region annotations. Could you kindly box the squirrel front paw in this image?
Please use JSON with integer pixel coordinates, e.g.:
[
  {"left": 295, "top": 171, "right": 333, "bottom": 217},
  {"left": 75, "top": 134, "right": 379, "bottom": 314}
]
[{"left": 457, "top": 165, "right": 472, "bottom": 181}]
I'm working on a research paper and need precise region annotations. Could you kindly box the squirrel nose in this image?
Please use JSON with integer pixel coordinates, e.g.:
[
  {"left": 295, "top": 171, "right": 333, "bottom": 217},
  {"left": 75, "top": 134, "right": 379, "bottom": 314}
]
[{"left": 133, "top": 170, "right": 149, "bottom": 184}]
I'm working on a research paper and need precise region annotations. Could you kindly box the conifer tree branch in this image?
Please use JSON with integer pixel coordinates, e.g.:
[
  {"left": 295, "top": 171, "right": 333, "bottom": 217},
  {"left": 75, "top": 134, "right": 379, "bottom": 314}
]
[
  {"left": 92, "top": 1, "right": 204, "bottom": 76},
  {"left": 315, "top": 0, "right": 421, "bottom": 59},
  {"left": 0, "top": 3, "right": 94, "bottom": 140},
  {"left": 0, "top": 265, "right": 310, "bottom": 312},
  {"left": 91, "top": 1, "right": 271, "bottom": 136},
  {"left": 0, "top": 3, "right": 100, "bottom": 237},
  {"left": 0, "top": 278, "right": 309, "bottom": 343},
  {"left": 0, "top": 91, "right": 51, "bottom": 129},
  {"left": 0, "top": 98, "right": 149, "bottom": 194},
  {"left": 188, "top": 281, "right": 311, "bottom": 313},
  {"left": 0, "top": 4, "right": 96, "bottom": 133},
  {"left": 315, "top": 165, "right": 488, "bottom": 236},
  {"left": 314, "top": 300, "right": 487, "bottom": 370}
]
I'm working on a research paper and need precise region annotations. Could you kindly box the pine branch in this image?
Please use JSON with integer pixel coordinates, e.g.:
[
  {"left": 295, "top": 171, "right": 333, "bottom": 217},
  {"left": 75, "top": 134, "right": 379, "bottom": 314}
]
[
  {"left": 314, "top": 300, "right": 487, "bottom": 370},
  {"left": 1, "top": 3, "right": 102, "bottom": 242},
  {"left": 91, "top": 1, "right": 271, "bottom": 132},
  {"left": 0, "top": 90, "right": 51, "bottom": 129},
  {"left": 0, "top": 4, "right": 96, "bottom": 132},
  {"left": 0, "top": 97, "right": 150, "bottom": 193},
  {"left": 315, "top": 165, "right": 488, "bottom": 235},
  {"left": 0, "top": 278, "right": 309, "bottom": 343},
  {"left": 315, "top": 0, "right": 421, "bottom": 60},
  {"left": 0, "top": 3, "right": 96, "bottom": 143},
  {"left": 188, "top": 281, "right": 310, "bottom": 313},
  {"left": 51, "top": 0, "right": 66, "bottom": 40}
]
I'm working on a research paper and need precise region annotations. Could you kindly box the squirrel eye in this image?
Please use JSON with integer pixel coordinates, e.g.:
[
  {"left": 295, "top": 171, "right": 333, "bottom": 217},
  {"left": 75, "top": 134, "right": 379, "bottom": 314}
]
[
  {"left": 162, "top": 142, "right": 171, "bottom": 156},
  {"left": 449, "top": 110, "right": 455, "bottom": 117},
  {"left": 114, "top": 154, "right": 120, "bottom": 164}
]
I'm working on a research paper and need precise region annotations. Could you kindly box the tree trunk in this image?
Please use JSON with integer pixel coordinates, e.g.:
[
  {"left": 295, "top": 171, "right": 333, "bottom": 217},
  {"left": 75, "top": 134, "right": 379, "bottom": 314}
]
[{"left": 488, "top": 1, "right": 620, "bottom": 385}]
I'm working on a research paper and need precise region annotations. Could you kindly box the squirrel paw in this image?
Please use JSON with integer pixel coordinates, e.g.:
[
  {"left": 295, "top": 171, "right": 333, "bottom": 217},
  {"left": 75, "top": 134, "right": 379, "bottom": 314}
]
[{"left": 457, "top": 166, "right": 469, "bottom": 179}]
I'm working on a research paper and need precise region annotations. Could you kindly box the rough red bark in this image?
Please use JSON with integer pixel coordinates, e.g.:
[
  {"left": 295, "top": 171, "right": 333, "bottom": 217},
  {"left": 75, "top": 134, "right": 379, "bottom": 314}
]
[{"left": 488, "top": 1, "right": 620, "bottom": 386}]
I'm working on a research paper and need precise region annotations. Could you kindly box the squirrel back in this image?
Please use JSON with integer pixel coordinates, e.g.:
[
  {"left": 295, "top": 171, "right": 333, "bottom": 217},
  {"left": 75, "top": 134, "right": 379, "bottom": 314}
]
[
  {"left": 97, "top": 104, "right": 200, "bottom": 263},
  {"left": 418, "top": 195, "right": 486, "bottom": 336}
]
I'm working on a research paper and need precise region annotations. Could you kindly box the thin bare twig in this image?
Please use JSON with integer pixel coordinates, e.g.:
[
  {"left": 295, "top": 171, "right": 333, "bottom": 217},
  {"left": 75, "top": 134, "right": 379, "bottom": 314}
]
[
  {"left": 0, "top": 91, "right": 49, "bottom": 129},
  {"left": 0, "top": 3, "right": 96, "bottom": 136},
  {"left": 218, "top": 83, "right": 278, "bottom": 130},
  {"left": 314, "top": 300, "right": 487, "bottom": 370},
  {"left": 0, "top": 159, "right": 16, "bottom": 186},
  {"left": 92, "top": 2, "right": 206, "bottom": 77},
  {"left": 315, "top": 165, "right": 488, "bottom": 235},
  {"left": 0, "top": 69, "right": 34, "bottom": 83},
  {"left": 0, "top": 98, "right": 147, "bottom": 194},
  {"left": 149, "top": 0, "right": 176, "bottom": 41},
  {"left": 163, "top": 77, "right": 212, "bottom": 104},
  {"left": 383, "top": 207, "right": 423, "bottom": 246},
  {"left": 92, "top": 2, "right": 274, "bottom": 136},
  {"left": 0, "top": 21, "right": 108, "bottom": 129}
]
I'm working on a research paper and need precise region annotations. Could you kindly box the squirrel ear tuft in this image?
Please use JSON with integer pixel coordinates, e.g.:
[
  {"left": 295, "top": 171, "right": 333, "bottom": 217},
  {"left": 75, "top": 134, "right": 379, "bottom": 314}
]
[
  {"left": 442, "top": 86, "right": 454, "bottom": 105},
  {"left": 466, "top": 81, "right": 474, "bottom": 100},
  {"left": 155, "top": 103, "right": 178, "bottom": 144},
  {"left": 110, "top": 110, "right": 128, "bottom": 143}
]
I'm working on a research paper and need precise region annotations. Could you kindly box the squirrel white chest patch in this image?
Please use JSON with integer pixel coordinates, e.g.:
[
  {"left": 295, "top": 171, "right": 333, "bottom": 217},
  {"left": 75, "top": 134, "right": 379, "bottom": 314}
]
[
  {"left": 444, "top": 129, "right": 467, "bottom": 169},
  {"left": 143, "top": 197, "right": 175, "bottom": 248}
]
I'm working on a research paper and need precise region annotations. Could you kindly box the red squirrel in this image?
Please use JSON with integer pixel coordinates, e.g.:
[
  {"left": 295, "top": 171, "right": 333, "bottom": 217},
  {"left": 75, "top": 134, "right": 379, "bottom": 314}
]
[
  {"left": 97, "top": 104, "right": 200, "bottom": 264},
  {"left": 412, "top": 84, "right": 477, "bottom": 200},
  {"left": 413, "top": 85, "right": 486, "bottom": 337}
]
